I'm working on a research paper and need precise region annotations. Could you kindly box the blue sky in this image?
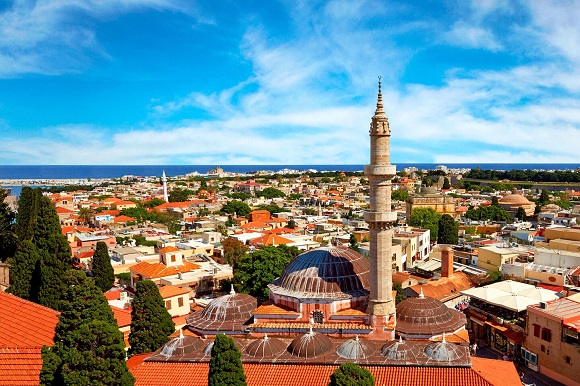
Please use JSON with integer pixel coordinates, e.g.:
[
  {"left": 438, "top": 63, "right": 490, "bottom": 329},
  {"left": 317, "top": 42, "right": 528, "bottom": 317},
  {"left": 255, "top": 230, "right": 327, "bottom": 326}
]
[{"left": 0, "top": 0, "right": 579, "bottom": 165}]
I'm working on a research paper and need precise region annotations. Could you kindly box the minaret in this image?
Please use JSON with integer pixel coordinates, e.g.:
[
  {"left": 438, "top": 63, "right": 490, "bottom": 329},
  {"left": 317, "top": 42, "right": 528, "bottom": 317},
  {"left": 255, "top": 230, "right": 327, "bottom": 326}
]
[
  {"left": 364, "top": 77, "right": 397, "bottom": 331},
  {"left": 162, "top": 170, "right": 169, "bottom": 203}
]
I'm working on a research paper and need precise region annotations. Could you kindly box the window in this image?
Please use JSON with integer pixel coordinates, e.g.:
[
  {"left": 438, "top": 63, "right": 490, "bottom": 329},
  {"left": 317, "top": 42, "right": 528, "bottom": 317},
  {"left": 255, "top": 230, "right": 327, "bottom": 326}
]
[
  {"left": 541, "top": 328, "right": 552, "bottom": 342},
  {"left": 541, "top": 345, "right": 545, "bottom": 352},
  {"left": 178, "top": 297, "right": 184, "bottom": 307},
  {"left": 312, "top": 310, "right": 324, "bottom": 324},
  {"left": 165, "top": 300, "right": 171, "bottom": 310},
  {"left": 533, "top": 324, "right": 541, "bottom": 338},
  {"left": 565, "top": 356, "right": 571, "bottom": 364},
  {"left": 171, "top": 255, "right": 176, "bottom": 262}
]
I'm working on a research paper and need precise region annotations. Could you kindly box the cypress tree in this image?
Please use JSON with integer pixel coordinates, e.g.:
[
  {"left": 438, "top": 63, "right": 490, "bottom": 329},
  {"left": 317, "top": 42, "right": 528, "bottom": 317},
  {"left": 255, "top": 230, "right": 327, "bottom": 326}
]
[
  {"left": 442, "top": 177, "right": 451, "bottom": 189},
  {"left": 128, "top": 280, "right": 175, "bottom": 355},
  {"left": 328, "top": 363, "right": 375, "bottom": 386},
  {"left": 6, "top": 240, "right": 41, "bottom": 301},
  {"left": 0, "top": 188, "right": 16, "bottom": 262},
  {"left": 38, "top": 251, "right": 67, "bottom": 310},
  {"left": 15, "top": 187, "right": 41, "bottom": 243},
  {"left": 40, "top": 270, "right": 134, "bottom": 386},
  {"left": 437, "top": 214, "right": 459, "bottom": 245},
  {"left": 92, "top": 241, "right": 114, "bottom": 292},
  {"left": 33, "top": 196, "right": 72, "bottom": 264},
  {"left": 208, "top": 334, "right": 246, "bottom": 386}
]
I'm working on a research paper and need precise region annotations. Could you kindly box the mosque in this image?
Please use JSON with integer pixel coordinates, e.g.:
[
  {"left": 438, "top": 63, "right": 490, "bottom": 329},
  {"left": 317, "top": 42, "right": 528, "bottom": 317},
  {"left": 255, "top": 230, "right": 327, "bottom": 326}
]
[{"left": 139, "top": 80, "right": 474, "bottom": 369}]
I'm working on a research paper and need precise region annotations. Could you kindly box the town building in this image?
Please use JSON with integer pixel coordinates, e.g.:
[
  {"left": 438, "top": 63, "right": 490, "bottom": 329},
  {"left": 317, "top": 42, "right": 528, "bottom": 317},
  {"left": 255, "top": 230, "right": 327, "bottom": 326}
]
[{"left": 406, "top": 187, "right": 457, "bottom": 219}]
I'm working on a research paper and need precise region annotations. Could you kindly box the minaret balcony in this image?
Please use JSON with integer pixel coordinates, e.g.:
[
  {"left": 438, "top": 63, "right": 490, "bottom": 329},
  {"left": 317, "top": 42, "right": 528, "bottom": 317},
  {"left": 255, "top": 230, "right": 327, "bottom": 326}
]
[
  {"left": 364, "top": 165, "right": 396, "bottom": 177},
  {"left": 364, "top": 211, "right": 397, "bottom": 223}
]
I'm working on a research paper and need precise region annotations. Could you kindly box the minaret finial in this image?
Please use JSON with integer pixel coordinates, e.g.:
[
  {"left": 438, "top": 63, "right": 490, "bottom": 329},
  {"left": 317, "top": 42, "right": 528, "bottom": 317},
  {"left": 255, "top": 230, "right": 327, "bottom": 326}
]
[
  {"left": 374, "top": 76, "right": 385, "bottom": 116},
  {"left": 378, "top": 75, "right": 382, "bottom": 94}
]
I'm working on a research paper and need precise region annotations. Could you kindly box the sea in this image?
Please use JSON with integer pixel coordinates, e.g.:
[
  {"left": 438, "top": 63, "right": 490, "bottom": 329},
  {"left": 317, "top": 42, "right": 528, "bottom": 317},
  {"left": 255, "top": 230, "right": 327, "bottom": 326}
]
[{"left": 1, "top": 163, "right": 579, "bottom": 196}]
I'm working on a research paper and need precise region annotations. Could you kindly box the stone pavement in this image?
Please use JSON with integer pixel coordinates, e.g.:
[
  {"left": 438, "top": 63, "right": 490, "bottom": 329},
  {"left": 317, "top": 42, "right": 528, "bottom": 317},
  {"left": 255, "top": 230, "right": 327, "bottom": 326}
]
[{"left": 474, "top": 347, "right": 566, "bottom": 386}]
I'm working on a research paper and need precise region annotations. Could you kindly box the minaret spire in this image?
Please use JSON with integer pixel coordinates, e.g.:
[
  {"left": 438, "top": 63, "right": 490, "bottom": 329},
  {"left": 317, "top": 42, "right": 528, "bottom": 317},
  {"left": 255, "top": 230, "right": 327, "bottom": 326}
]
[
  {"left": 162, "top": 170, "right": 169, "bottom": 203},
  {"left": 365, "top": 76, "right": 396, "bottom": 337}
]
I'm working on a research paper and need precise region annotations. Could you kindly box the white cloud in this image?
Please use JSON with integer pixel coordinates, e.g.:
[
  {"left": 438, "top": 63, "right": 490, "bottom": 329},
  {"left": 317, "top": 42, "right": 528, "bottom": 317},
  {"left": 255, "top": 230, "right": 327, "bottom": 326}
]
[{"left": 443, "top": 21, "right": 503, "bottom": 51}]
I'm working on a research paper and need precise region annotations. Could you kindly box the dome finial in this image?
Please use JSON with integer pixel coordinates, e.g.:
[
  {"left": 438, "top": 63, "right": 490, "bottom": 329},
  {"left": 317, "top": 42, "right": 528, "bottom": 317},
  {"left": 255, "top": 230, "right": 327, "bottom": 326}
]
[
  {"left": 179, "top": 329, "right": 184, "bottom": 339},
  {"left": 309, "top": 324, "right": 314, "bottom": 335},
  {"left": 230, "top": 285, "right": 235, "bottom": 295},
  {"left": 418, "top": 286, "right": 425, "bottom": 299},
  {"left": 442, "top": 333, "right": 446, "bottom": 343}
]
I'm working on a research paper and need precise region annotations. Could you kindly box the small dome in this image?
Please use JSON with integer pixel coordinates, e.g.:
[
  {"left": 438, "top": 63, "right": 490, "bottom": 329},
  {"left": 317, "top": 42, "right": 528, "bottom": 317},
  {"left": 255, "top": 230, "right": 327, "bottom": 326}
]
[
  {"left": 270, "top": 247, "right": 370, "bottom": 300},
  {"left": 396, "top": 295, "right": 466, "bottom": 336},
  {"left": 499, "top": 194, "right": 531, "bottom": 205},
  {"left": 336, "top": 336, "right": 375, "bottom": 360},
  {"left": 288, "top": 328, "right": 332, "bottom": 358},
  {"left": 159, "top": 333, "right": 204, "bottom": 358},
  {"left": 380, "top": 337, "right": 420, "bottom": 361},
  {"left": 420, "top": 187, "right": 438, "bottom": 195},
  {"left": 245, "top": 335, "right": 287, "bottom": 359},
  {"left": 424, "top": 337, "right": 463, "bottom": 362},
  {"left": 186, "top": 288, "right": 257, "bottom": 332}
]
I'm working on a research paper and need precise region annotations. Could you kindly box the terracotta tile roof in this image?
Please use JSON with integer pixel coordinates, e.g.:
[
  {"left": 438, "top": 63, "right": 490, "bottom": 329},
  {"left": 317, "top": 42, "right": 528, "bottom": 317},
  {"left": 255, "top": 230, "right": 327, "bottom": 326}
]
[
  {"left": 104, "top": 289, "right": 122, "bottom": 300},
  {"left": 429, "top": 329, "right": 470, "bottom": 344},
  {"left": 155, "top": 202, "right": 191, "bottom": 210},
  {"left": 130, "top": 361, "right": 519, "bottom": 386},
  {"left": 76, "top": 251, "right": 94, "bottom": 259},
  {"left": 111, "top": 306, "right": 132, "bottom": 328},
  {"left": 114, "top": 215, "right": 137, "bottom": 223},
  {"left": 0, "top": 292, "right": 60, "bottom": 348},
  {"left": 55, "top": 206, "right": 74, "bottom": 214},
  {"left": 249, "top": 322, "right": 372, "bottom": 330},
  {"left": 249, "top": 233, "right": 293, "bottom": 247},
  {"left": 0, "top": 347, "right": 44, "bottom": 386},
  {"left": 130, "top": 261, "right": 201, "bottom": 279},
  {"left": 408, "top": 272, "right": 474, "bottom": 302},
  {"left": 61, "top": 225, "right": 92, "bottom": 235},
  {"left": 252, "top": 301, "right": 301, "bottom": 316},
  {"left": 159, "top": 246, "right": 181, "bottom": 253},
  {"left": 333, "top": 308, "right": 367, "bottom": 317},
  {"left": 98, "top": 209, "right": 121, "bottom": 216},
  {"left": 159, "top": 285, "right": 190, "bottom": 298}
]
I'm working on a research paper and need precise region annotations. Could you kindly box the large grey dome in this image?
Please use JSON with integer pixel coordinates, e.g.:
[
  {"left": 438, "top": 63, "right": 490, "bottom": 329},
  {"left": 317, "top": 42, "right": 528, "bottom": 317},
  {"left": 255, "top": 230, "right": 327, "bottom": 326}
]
[
  {"left": 288, "top": 329, "right": 332, "bottom": 358},
  {"left": 424, "top": 338, "right": 463, "bottom": 362},
  {"left": 269, "top": 247, "right": 370, "bottom": 300},
  {"left": 381, "top": 337, "right": 420, "bottom": 361}
]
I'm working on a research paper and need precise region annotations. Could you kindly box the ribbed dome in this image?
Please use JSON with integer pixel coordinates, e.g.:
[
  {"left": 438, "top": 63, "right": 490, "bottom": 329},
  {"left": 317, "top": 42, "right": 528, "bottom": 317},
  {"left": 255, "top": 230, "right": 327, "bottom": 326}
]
[
  {"left": 269, "top": 247, "right": 370, "bottom": 300},
  {"left": 336, "top": 336, "right": 375, "bottom": 360},
  {"left": 186, "top": 288, "right": 257, "bottom": 332},
  {"left": 396, "top": 295, "right": 466, "bottom": 336},
  {"left": 245, "top": 335, "right": 287, "bottom": 359},
  {"left": 499, "top": 194, "right": 531, "bottom": 205},
  {"left": 159, "top": 334, "right": 205, "bottom": 359},
  {"left": 424, "top": 337, "right": 463, "bottom": 362},
  {"left": 288, "top": 329, "right": 332, "bottom": 358},
  {"left": 380, "top": 337, "right": 420, "bottom": 361}
]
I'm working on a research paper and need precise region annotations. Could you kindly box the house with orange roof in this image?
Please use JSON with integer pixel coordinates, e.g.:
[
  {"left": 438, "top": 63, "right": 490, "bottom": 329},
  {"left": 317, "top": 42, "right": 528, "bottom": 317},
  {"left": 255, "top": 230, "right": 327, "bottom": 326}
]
[
  {"left": 70, "top": 230, "right": 116, "bottom": 255},
  {"left": 159, "top": 285, "right": 191, "bottom": 326},
  {"left": 112, "top": 200, "right": 138, "bottom": 210},
  {"left": 0, "top": 292, "right": 60, "bottom": 385},
  {"left": 102, "top": 197, "right": 122, "bottom": 208},
  {"left": 249, "top": 233, "right": 294, "bottom": 247},
  {"left": 111, "top": 305, "right": 132, "bottom": 348},
  {"left": 114, "top": 215, "right": 137, "bottom": 225}
]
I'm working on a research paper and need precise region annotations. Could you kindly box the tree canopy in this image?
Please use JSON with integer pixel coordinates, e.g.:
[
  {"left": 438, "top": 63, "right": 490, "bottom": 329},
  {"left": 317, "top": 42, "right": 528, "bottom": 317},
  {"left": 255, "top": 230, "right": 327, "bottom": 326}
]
[
  {"left": 222, "top": 237, "right": 248, "bottom": 268},
  {"left": 41, "top": 270, "right": 134, "bottom": 386},
  {"left": 391, "top": 189, "right": 409, "bottom": 202},
  {"left": 437, "top": 214, "right": 459, "bottom": 245},
  {"left": 168, "top": 187, "right": 194, "bottom": 202},
  {"left": 328, "top": 362, "right": 375, "bottom": 386},
  {"left": 6, "top": 240, "right": 41, "bottom": 301},
  {"left": 0, "top": 188, "right": 16, "bottom": 262},
  {"left": 234, "top": 245, "right": 299, "bottom": 299},
  {"left": 349, "top": 234, "right": 359, "bottom": 251},
  {"left": 92, "top": 241, "right": 115, "bottom": 292},
  {"left": 257, "top": 187, "right": 286, "bottom": 199},
  {"left": 208, "top": 334, "right": 247, "bottom": 386},
  {"left": 464, "top": 205, "right": 512, "bottom": 223},
  {"left": 221, "top": 200, "right": 252, "bottom": 218},
  {"left": 408, "top": 207, "right": 441, "bottom": 241},
  {"left": 129, "top": 280, "right": 175, "bottom": 355}
]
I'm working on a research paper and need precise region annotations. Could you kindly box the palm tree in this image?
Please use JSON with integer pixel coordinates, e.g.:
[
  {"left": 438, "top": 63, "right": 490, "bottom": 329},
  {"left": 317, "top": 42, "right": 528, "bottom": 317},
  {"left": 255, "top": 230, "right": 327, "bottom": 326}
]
[{"left": 77, "top": 207, "right": 94, "bottom": 226}]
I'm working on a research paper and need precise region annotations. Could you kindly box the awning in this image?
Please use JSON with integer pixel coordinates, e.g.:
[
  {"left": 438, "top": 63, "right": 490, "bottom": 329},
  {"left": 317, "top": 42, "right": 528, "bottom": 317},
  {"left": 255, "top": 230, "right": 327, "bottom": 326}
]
[
  {"left": 470, "top": 316, "right": 486, "bottom": 326},
  {"left": 504, "top": 329, "right": 525, "bottom": 344},
  {"left": 485, "top": 319, "right": 509, "bottom": 332}
]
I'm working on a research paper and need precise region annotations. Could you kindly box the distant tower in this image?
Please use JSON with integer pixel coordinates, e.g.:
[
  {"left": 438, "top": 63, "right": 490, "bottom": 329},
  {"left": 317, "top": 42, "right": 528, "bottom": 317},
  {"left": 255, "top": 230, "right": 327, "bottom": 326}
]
[
  {"left": 162, "top": 170, "right": 169, "bottom": 203},
  {"left": 364, "top": 77, "right": 397, "bottom": 330}
]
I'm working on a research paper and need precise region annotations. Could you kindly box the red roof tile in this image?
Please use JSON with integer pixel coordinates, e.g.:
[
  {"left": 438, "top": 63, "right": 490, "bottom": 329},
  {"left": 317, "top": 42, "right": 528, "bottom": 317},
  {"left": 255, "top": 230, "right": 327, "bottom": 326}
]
[
  {"left": 130, "top": 261, "right": 201, "bottom": 279},
  {"left": 0, "top": 348, "right": 44, "bottom": 386},
  {"left": 130, "top": 361, "right": 520, "bottom": 386},
  {"left": 0, "top": 292, "right": 60, "bottom": 348},
  {"left": 111, "top": 306, "right": 132, "bottom": 328},
  {"left": 159, "top": 285, "right": 190, "bottom": 298}
]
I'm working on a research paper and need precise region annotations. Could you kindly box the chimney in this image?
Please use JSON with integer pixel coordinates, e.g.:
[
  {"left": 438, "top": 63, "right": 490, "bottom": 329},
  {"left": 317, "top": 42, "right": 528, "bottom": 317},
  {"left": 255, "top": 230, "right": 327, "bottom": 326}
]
[{"left": 441, "top": 246, "right": 454, "bottom": 278}]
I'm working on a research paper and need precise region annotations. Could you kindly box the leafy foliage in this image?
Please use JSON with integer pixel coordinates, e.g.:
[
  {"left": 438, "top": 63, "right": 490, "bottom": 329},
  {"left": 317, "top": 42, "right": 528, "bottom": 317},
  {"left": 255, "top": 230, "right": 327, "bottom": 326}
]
[
  {"left": 516, "top": 207, "right": 527, "bottom": 221},
  {"left": 221, "top": 200, "right": 252, "bottom": 218},
  {"left": 442, "top": 177, "right": 451, "bottom": 189},
  {"left": 15, "top": 187, "right": 42, "bottom": 242},
  {"left": 129, "top": 280, "right": 175, "bottom": 355},
  {"left": 349, "top": 234, "right": 359, "bottom": 251},
  {"left": 0, "top": 188, "right": 16, "bottom": 262},
  {"left": 464, "top": 205, "right": 512, "bottom": 223},
  {"left": 256, "top": 204, "right": 289, "bottom": 214},
  {"left": 328, "top": 362, "right": 375, "bottom": 386},
  {"left": 257, "top": 187, "right": 286, "bottom": 199},
  {"left": 222, "top": 237, "right": 248, "bottom": 268},
  {"left": 465, "top": 168, "right": 580, "bottom": 183},
  {"left": 38, "top": 251, "right": 68, "bottom": 310},
  {"left": 234, "top": 245, "right": 299, "bottom": 299},
  {"left": 92, "top": 241, "right": 115, "bottom": 292},
  {"left": 393, "top": 283, "right": 407, "bottom": 305},
  {"left": 208, "top": 334, "right": 247, "bottom": 386},
  {"left": 143, "top": 198, "right": 166, "bottom": 208},
  {"left": 168, "top": 187, "right": 194, "bottom": 202},
  {"left": 6, "top": 240, "right": 41, "bottom": 301},
  {"left": 41, "top": 270, "right": 134, "bottom": 386},
  {"left": 391, "top": 189, "right": 409, "bottom": 202},
  {"left": 408, "top": 207, "right": 441, "bottom": 241},
  {"left": 437, "top": 214, "right": 459, "bottom": 245}
]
